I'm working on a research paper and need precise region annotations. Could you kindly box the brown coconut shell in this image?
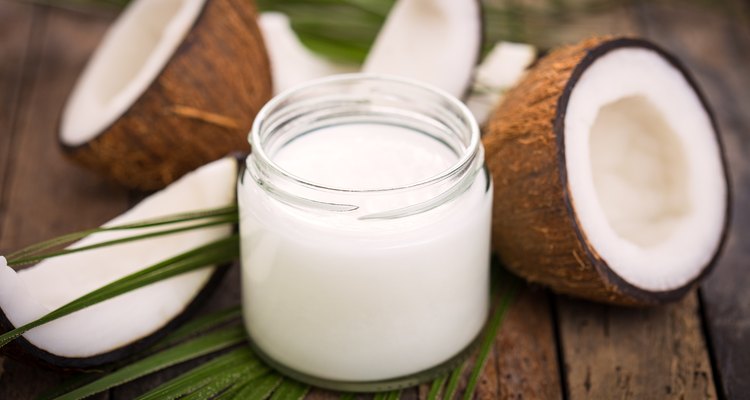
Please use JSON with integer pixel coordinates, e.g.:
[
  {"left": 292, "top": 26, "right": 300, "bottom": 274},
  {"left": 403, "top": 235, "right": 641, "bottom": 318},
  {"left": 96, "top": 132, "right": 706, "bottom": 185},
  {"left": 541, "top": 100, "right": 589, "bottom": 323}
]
[
  {"left": 60, "top": 0, "right": 272, "bottom": 190},
  {"left": 482, "top": 37, "right": 730, "bottom": 306}
]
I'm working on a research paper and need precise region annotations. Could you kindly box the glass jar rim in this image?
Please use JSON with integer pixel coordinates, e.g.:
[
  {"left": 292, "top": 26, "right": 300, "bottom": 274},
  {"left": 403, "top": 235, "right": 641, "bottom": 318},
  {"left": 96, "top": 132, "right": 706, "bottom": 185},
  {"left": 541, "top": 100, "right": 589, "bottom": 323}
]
[{"left": 248, "top": 73, "right": 482, "bottom": 195}]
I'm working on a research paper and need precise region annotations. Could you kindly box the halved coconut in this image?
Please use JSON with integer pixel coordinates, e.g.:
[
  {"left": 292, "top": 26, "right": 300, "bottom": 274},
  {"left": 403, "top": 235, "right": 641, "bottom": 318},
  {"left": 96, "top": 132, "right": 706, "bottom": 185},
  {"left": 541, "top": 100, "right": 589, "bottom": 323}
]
[
  {"left": 362, "top": 0, "right": 482, "bottom": 99},
  {"left": 0, "top": 156, "right": 239, "bottom": 369},
  {"left": 258, "top": 12, "right": 357, "bottom": 94},
  {"left": 60, "top": 0, "right": 271, "bottom": 190},
  {"left": 483, "top": 37, "right": 730, "bottom": 305}
]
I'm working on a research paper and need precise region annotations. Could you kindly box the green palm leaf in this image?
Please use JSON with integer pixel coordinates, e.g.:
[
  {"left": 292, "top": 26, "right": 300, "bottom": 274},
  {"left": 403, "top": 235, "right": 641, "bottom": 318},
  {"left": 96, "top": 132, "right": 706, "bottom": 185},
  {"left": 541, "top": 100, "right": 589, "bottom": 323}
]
[
  {"left": 51, "top": 327, "right": 248, "bottom": 400},
  {"left": 270, "top": 380, "right": 310, "bottom": 400},
  {"left": 135, "top": 347, "right": 267, "bottom": 400},
  {"left": 226, "top": 373, "right": 284, "bottom": 400},
  {"left": 5, "top": 206, "right": 237, "bottom": 263},
  {"left": 156, "top": 306, "right": 243, "bottom": 348}
]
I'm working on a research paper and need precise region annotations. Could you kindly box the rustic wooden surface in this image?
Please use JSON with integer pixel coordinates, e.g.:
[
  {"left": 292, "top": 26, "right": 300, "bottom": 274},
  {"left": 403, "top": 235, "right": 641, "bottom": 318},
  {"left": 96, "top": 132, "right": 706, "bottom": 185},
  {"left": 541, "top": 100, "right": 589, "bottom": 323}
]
[{"left": 0, "top": 0, "right": 748, "bottom": 398}]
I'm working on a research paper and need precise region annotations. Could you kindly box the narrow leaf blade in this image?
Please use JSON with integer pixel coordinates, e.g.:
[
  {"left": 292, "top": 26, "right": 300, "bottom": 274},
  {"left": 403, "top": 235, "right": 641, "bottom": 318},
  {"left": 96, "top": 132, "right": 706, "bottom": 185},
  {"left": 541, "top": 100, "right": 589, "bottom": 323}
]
[
  {"left": 427, "top": 374, "right": 447, "bottom": 400},
  {"left": 52, "top": 327, "right": 247, "bottom": 400},
  {"left": 229, "top": 373, "right": 284, "bottom": 400},
  {"left": 135, "top": 348, "right": 256, "bottom": 400},
  {"left": 270, "top": 380, "right": 310, "bottom": 400},
  {"left": 156, "top": 306, "right": 242, "bottom": 348}
]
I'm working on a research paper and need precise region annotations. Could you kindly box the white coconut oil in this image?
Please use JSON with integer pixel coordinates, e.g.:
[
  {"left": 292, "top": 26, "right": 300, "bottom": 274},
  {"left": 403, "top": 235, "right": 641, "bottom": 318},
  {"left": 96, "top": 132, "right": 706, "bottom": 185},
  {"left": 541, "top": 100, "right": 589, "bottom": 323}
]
[{"left": 238, "top": 75, "right": 492, "bottom": 389}]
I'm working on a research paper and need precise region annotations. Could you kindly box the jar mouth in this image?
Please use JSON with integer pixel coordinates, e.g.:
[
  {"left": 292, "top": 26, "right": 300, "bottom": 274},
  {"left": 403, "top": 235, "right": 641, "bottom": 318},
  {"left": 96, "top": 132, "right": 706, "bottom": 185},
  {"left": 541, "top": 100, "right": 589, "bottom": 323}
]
[
  {"left": 250, "top": 73, "right": 481, "bottom": 193},
  {"left": 246, "top": 73, "right": 484, "bottom": 218}
]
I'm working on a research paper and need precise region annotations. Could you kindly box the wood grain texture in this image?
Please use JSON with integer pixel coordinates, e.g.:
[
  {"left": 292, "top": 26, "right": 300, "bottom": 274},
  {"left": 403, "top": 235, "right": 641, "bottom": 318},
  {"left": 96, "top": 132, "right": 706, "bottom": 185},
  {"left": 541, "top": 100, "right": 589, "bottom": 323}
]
[
  {"left": 557, "top": 293, "right": 716, "bottom": 399},
  {"left": 474, "top": 287, "right": 562, "bottom": 400},
  {"left": 631, "top": 1, "right": 750, "bottom": 397},
  {"left": 0, "top": 4, "right": 50, "bottom": 396},
  {"left": 0, "top": 0, "right": 34, "bottom": 201},
  {"left": 0, "top": 6, "right": 126, "bottom": 252},
  {"left": 0, "top": 4, "right": 122, "bottom": 399}
]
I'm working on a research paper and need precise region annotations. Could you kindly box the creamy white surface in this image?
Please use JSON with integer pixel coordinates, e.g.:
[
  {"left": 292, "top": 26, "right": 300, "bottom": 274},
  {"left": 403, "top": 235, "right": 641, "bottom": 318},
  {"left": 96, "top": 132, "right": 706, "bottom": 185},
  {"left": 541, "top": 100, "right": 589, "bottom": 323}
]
[
  {"left": 240, "top": 124, "right": 491, "bottom": 381},
  {"left": 564, "top": 47, "right": 727, "bottom": 291},
  {"left": 0, "top": 158, "right": 237, "bottom": 357},
  {"left": 275, "top": 124, "right": 457, "bottom": 190}
]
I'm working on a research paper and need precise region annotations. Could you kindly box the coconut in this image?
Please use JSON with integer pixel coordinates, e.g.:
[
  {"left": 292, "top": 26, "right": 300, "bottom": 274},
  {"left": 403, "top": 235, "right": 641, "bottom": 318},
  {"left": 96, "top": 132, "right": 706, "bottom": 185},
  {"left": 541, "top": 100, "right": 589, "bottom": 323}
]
[
  {"left": 258, "top": 12, "right": 357, "bottom": 95},
  {"left": 483, "top": 37, "right": 730, "bottom": 305},
  {"left": 59, "top": 0, "right": 272, "bottom": 190},
  {"left": 464, "top": 41, "right": 537, "bottom": 125},
  {"left": 0, "top": 156, "right": 239, "bottom": 369},
  {"left": 362, "top": 0, "right": 482, "bottom": 99}
]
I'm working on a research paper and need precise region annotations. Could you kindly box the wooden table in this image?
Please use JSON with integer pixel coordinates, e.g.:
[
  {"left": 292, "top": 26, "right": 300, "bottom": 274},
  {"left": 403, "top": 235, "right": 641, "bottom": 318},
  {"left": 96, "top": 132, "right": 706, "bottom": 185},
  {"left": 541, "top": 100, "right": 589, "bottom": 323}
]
[{"left": 1, "top": 0, "right": 748, "bottom": 398}]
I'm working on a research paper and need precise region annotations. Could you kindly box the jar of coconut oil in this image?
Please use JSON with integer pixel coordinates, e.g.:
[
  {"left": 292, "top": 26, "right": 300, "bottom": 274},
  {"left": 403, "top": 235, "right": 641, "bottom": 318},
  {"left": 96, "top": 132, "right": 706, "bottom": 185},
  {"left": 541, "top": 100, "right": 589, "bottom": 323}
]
[{"left": 238, "top": 74, "right": 492, "bottom": 391}]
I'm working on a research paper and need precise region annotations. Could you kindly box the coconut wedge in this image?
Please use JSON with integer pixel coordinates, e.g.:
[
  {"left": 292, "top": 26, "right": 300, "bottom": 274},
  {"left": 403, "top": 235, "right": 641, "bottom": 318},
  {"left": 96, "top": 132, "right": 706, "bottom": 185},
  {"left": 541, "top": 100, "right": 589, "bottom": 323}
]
[
  {"left": 0, "top": 157, "right": 239, "bottom": 369},
  {"left": 362, "top": 0, "right": 482, "bottom": 98},
  {"left": 465, "top": 41, "right": 537, "bottom": 125},
  {"left": 484, "top": 38, "right": 729, "bottom": 305},
  {"left": 258, "top": 12, "right": 357, "bottom": 94},
  {"left": 60, "top": 0, "right": 271, "bottom": 190}
]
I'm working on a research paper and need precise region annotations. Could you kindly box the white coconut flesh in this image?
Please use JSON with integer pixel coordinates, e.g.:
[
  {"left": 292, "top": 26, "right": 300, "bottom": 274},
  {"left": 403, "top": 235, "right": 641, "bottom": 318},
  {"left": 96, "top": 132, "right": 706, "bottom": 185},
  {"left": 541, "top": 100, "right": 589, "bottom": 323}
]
[
  {"left": 465, "top": 41, "right": 537, "bottom": 125},
  {"left": 564, "top": 47, "right": 727, "bottom": 292},
  {"left": 0, "top": 157, "right": 237, "bottom": 358},
  {"left": 60, "top": 0, "right": 206, "bottom": 147},
  {"left": 362, "top": 0, "right": 481, "bottom": 99},
  {"left": 258, "top": 12, "right": 357, "bottom": 95}
]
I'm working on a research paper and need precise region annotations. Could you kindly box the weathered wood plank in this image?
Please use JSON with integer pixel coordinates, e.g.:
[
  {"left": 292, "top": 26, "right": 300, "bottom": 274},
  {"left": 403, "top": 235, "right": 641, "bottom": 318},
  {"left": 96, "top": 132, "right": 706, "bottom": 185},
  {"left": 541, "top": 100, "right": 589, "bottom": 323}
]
[
  {"left": 0, "top": 0, "right": 38, "bottom": 392},
  {"left": 0, "top": 7, "right": 123, "bottom": 251},
  {"left": 0, "top": 0, "right": 35, "bottom": 236},
  {"left": 0, "top": 4, "right": 122, "bottom": 400},
  {"left": 633, "top": 2, "right": 750, "bottom": 397},
  {"left": 557, "top": 293, "right": 716, "bottom": 399},
  {"left": 476, "top": 286, "right": 562, "bottom": 400}
]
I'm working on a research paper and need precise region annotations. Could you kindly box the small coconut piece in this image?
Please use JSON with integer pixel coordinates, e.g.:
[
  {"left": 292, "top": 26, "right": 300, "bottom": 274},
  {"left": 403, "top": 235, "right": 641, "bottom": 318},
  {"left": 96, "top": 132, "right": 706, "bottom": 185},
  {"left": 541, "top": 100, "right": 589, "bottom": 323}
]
[
  {"left": 464, "top": 41, "right": 537, "bottom": 125},
  {"left": 483, "top": 37, "right": 730, "bottom": 305},
  {"left": 258, "top": 12, "right": 357, "bottom": 94},
  {"left": 0, "top": 157, "right": 239, "bottom": 369},
  {"left": 362, "top": 0, "right": 482, "bottom": 99},
  {"left": 60, "top": 0, "right": 271, "bottom": 190}
]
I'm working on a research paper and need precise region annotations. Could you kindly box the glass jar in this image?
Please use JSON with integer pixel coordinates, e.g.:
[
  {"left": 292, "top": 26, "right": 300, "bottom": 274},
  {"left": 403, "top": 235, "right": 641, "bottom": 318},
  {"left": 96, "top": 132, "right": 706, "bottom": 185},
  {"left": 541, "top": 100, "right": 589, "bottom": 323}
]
[{"left": 238, "top": 74, "right": 492, "bottom": 391}]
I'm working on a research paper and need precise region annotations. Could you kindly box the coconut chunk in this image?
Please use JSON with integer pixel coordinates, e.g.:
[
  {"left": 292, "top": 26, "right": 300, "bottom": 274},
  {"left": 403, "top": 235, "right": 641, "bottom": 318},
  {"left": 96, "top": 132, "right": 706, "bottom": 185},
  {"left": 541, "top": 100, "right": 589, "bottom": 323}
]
[
  {"left": 465, "top": 41, "right": 537, "bottom": 125},
  {"left": 362, "top": 0, "right": 482, "bottom": 98},
  {"left": 0, "top": 157, "right": 238, "bottom": 365},
  {"left": 258, "top": 12, "right": 357, "bottom": 94}
]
